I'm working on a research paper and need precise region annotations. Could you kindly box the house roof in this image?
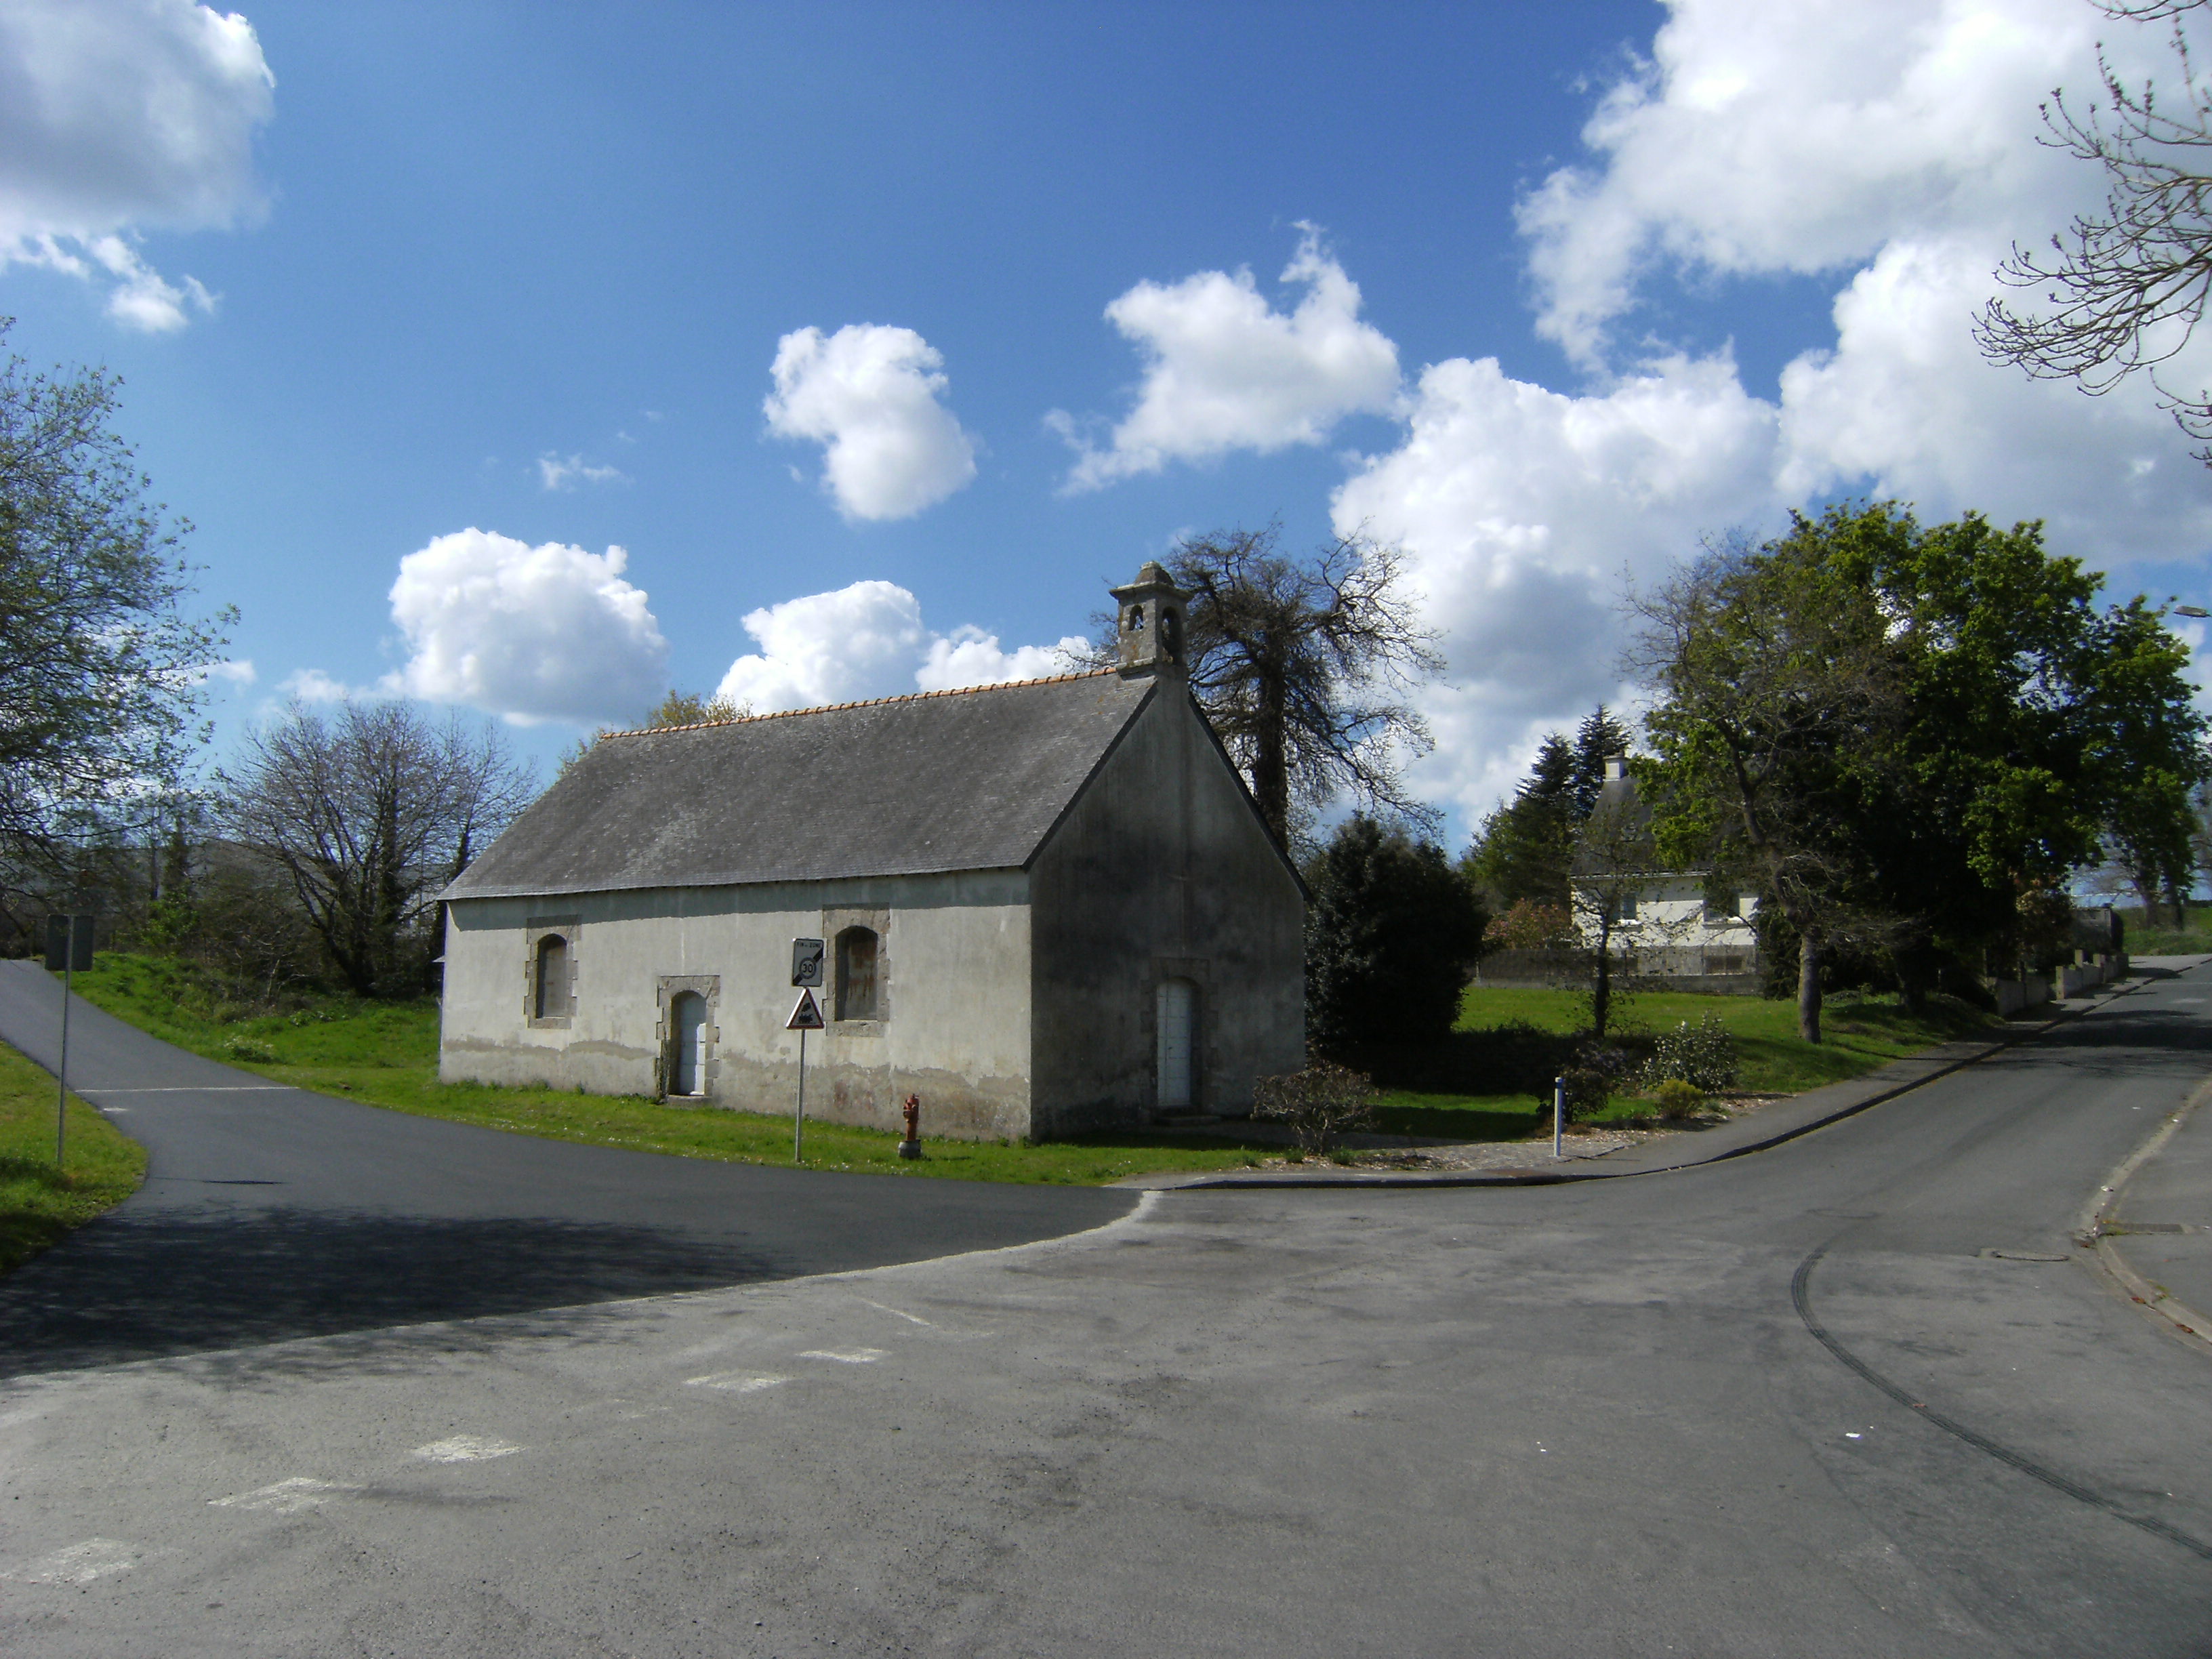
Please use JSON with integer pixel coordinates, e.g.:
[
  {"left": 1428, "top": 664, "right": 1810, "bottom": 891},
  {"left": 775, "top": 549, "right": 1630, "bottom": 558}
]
[
  {"left": 444, "top": 669, "right": 1163, "bottom": 901},
  {"left": 1570, "top": 768, "right": 1661, "bottom": 880}
]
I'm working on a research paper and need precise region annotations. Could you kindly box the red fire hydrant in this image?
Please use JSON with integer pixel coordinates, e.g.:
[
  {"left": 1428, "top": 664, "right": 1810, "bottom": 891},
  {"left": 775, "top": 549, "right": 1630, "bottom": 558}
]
[{"left": 899, "top": 1094, "right": 922, "bottom": 1160}]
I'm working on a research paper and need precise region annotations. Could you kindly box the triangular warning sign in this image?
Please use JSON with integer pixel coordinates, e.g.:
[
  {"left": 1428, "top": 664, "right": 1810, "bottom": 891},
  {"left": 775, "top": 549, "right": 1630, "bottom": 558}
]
[{"left": 786, "top": 988, "right": 825, "bottom": 1031}]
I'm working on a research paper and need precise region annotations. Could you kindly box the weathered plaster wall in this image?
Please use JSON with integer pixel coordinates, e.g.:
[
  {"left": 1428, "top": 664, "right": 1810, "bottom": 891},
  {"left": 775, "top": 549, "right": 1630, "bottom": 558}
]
[
  {"left": 1026, "top": 684, "right": 1305, "bottom": 1134},
  {"left": 441, "top": 870, "right": 1033, "bottom": 1139}
]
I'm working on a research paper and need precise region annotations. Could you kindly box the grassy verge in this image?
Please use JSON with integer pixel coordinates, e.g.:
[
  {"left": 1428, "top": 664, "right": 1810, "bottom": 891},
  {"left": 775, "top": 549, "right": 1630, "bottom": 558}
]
[
  {"left": 1354, "top": 983, "right": 2007, "bottom": 1140},
  {"left": 59, "top": 952, "right": 2014, "bottom": 1180},
  {"left": 63, "top": 954, "right": 1274, "bottom": 1185},
  {"left": 0, "top": 1039, "right": 146, "bottom": 1274}
]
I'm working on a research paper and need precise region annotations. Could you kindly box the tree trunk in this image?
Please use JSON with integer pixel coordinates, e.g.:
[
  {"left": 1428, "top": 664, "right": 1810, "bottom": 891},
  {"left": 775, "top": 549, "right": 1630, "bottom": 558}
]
[
  {"left": 1797, "top": 934, "right": 1822, "bottom": 1044},
  {"left": 1252, "top": 671, "right": 1290, "bottom": 845},
  {"left": 1591, "top": 932, "right": 1612, "bottom": 1040}
]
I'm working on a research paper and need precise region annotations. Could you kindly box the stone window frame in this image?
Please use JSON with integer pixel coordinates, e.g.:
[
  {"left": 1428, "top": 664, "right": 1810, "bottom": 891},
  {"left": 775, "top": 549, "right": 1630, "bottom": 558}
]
[
  {"left": 823, "top": 905, "right": 890, "bottom": 1031},
  {"left": 1147, "top": 956, "right": 1212, "bottom": 1111},
  {"left": 524, "top": 915, "right": 581, "bottom": 1029},
  {"left": 655, "top": 975, "right": 722, "bottom": 1099}
]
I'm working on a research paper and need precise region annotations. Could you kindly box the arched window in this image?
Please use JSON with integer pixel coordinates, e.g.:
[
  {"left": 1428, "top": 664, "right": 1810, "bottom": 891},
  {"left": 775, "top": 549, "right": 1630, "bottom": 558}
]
[
  {"left": 533, "top": 934, "right": 569, "bottom": 1020},
  {"left": 836, "top": 926, "right": 879, "bottom": 1021}
]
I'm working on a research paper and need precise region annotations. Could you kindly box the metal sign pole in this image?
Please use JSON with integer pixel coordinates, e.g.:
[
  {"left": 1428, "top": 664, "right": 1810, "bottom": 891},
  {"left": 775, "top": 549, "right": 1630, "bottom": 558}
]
[
  {"left": 1553, "top": 1076, "right": 1565, "bottom": 1161},
  {"left": 56, "top": 953, "right": 72, "bottom": 1170},
  {"left": 794, "top": 1025, "right": 807, "bottom": 1162}
]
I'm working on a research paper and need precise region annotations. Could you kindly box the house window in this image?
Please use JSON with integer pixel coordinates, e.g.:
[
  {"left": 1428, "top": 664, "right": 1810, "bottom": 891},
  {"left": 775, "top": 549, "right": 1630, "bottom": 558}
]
[
  {"left": 836, "top": 926, "right": 880, "bottom": 1021},
  {"left": 533, "top": 934, "right": 570, "bottom": 1020}
]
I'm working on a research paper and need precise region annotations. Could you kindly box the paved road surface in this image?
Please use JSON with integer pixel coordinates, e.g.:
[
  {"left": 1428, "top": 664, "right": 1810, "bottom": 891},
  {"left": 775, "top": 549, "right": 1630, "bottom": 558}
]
[
  {"left": 0, "top": 960, "right": 1129, "bottom": 1376},
  {"left": 3, "top": 964, "right": 2211, "bottom": 1655}
]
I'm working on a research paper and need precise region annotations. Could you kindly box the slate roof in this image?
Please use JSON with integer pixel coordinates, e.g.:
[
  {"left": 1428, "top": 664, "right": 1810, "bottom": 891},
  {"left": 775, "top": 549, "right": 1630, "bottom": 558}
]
[{"left": 444, "top": 669, "right": 1158, "bottom": 901}]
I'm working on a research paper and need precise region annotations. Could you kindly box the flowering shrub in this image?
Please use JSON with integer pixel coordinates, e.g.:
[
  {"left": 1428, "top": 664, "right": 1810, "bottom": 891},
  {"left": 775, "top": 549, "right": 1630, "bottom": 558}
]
[
  {"left": 1485, "top": 899, "right": 1577, "bottom": 951},
  {"left": 1639, "top": 1013, "right": 1740, "bottom": 1094}
]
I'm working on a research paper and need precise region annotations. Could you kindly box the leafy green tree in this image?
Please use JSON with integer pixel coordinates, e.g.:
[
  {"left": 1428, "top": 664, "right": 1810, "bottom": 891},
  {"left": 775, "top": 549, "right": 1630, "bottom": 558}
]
[
  {"left": 1305, "top": 815, "right": 1488, "bottom": 1052},
  {"left": 0, "top": 322, "right": 231, "bottom": 928},
  {"left": 1633, "top": 501, "right": 2208, "bottom": 1040}
]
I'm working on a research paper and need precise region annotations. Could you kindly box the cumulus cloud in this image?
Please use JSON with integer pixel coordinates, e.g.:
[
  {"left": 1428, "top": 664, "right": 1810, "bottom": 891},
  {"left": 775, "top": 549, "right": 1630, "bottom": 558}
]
[
  {"left": 386, "top": 529, "right": 669, "bottom": 726},
  {"left": 764, "top": 325, "right": 978, "bottom": 521},
  {"left": 0, "top": 0, "right": 274, "bottom": 327},
  {"left": 714, "top": 579, "right": 1085, "bottom": 712},
  {"left": 537, "top": 452, "right": 630, "bottom": 491},
  {"left": 1054, "top": 226, "right": 1401, "bottom": 490},
  {"left": 277, "top": 667, "right": 370, "bottom": 705},
  {"left": 1309, "top": 0, "right": 2212, "bottom": 828}
]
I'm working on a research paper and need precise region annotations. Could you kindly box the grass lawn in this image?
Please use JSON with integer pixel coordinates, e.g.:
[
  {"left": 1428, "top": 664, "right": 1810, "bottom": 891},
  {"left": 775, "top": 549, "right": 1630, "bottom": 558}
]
[
  {"left": 0, "top": 1039, "right": 146, "bottom": 1274},
  {"left": 2115, "top": 905, "right": 2212, "bottom": 956},
  {"left": 63, "top": 954, "right": 1275, "bottom": 1185},
  {"left": 1360, "top": 982, "right": 2007, "bottom": 1141},
  {"left": 58, "top": 952, "right": 2015, "bottom": 1180}
]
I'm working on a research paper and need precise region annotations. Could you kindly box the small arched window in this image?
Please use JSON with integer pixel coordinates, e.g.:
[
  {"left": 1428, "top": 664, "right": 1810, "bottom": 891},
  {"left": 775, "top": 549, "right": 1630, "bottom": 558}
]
[
  {"left": 836, "top": 926, "right": 879, "bottom": 1021},
  {"left": 533, "top": 934, "right": 569, "bottom": 1020}
]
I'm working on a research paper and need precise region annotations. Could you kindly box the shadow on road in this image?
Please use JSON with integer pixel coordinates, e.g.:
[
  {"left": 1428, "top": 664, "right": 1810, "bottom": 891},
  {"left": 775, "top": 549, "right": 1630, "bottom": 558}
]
[{"left": 0, "top": 1207, "right": 783, "bottom": 1379}]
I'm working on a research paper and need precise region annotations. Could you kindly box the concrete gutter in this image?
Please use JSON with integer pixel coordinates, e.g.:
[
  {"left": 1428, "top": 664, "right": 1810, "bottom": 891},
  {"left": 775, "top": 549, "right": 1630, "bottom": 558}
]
[
  {"left": 2076, "top": 1069, "right": 2212, "bottom": 1356},
  {"left": 1125, "top": 967, "right": 2177, "bottom": 1192}
]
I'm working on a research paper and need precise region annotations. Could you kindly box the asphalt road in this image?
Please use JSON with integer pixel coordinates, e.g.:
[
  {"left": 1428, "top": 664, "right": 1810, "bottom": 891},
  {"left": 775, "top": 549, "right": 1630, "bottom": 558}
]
[
  {"left": 0, "top": 959, "right": 1130, "bottom": 1376},
  {"left": 3, "top": 964, "right": 2211, "bottom": 1656}
]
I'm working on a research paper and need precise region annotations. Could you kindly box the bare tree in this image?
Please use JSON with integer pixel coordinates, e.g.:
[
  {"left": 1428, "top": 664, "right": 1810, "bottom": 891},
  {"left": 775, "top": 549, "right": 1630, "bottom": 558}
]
[
  {"left": 219, "top": 700, "right": 536, "bottom": 996},
  {"left": 1091, "top": 525, "right": 1442, "bottom": 844},
  {"left": 1977, "top": 1, "right": 2212, "bottom": 458}
]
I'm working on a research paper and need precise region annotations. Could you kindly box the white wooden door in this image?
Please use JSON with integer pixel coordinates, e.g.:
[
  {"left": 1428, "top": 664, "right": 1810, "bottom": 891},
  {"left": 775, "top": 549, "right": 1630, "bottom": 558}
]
[
  {"left": 1155, "top": 979, "right": 1195, "bottom": 1110},
  {"left": 671, "top": 992, "right": 707, "bottom": 1094}
]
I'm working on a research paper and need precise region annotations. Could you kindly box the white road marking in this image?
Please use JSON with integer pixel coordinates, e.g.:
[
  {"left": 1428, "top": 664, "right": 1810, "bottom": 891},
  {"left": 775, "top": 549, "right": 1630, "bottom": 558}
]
[
  {"left": 82, "top": 1086, "right": 290, "bottom": 1094},
  {"left": 684, "top": 1371, "right": 790, "bottom": 1393},
  {"left": 850, "top": 1296, "right": 938, "bottom": 1328},
  {"left": 411, "top": 1435, "right": 525, "bottom": 1462},
  {"left": 8, "top": 1538, "right": 136, "bottom": 1584},
  {"left": 798, "top": 1348, "right": 886, "bottom": 1364},
  {"left": 209, "top": 1477, "right": 363, "bottom": 1514}
]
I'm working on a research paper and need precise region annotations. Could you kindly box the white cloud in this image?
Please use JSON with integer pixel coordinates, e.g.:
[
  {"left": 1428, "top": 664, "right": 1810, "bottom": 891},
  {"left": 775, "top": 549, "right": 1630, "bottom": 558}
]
[
  {"left": 1310, "top": 1, "right": 2212, "bottom": 830},
  {"left": 537, "top": 452, "right": 630, "bottom": 491},
  {"left": 203, "top": 657, "right": 254, "bottom": 686},
  {"left": 0, "top": 0, "right": 273, "bottom": 327},
  {"left": 915, "top": 626, "right": 1089, "bottom": 693},
  {"left": 386, "top": 529, "right": 668, "bottom": 726},
  {"left": 714, "top": 579, "right": 1084, "bottom": 712},
  {"left": 764, "top": 324, "right": 978, "bottom": 521},
  {"left": 278, "top": 667, "right": 370, "bottom": 705},
  {"left": 1054, "top": 226, "right": 1401, "bottom": 491}
]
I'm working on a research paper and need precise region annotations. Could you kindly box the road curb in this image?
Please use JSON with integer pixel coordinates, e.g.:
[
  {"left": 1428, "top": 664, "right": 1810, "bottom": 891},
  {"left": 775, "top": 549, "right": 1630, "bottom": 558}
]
[
  {"left": 1139, "top": 969, "right": 2167, "bottom": 1193},
  {"left": 2078, "top": 1069, "right": 2212, "bottom": 1357}
]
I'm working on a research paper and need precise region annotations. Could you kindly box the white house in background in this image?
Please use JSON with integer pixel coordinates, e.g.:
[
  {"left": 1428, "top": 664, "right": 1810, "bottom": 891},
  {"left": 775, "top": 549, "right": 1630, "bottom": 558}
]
[
  {"left": 435, "top": 562, "right": 1306, "bottom": 1140},
  {"left": 1571, "top": 756, "right": 1762, "bottom": 981}
]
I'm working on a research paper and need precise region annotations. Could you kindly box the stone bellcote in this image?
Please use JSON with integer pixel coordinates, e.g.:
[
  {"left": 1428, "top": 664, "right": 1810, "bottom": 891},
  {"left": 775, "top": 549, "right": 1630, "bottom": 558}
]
[{"left": 1109, "top": 561, "right": 1189, "bottom": 680}]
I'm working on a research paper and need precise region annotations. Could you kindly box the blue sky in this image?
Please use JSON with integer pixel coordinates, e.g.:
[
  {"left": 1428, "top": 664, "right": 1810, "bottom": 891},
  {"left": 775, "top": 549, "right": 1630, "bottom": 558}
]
[{"left": 7, "top": 0, "right": 2212, "bottom": 844}]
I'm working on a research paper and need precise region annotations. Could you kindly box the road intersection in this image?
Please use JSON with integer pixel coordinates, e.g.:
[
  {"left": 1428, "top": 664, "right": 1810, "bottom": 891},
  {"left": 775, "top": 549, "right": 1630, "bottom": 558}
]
[{"left": 1, "top": 961, "right": 2209, "bottom": 1655}]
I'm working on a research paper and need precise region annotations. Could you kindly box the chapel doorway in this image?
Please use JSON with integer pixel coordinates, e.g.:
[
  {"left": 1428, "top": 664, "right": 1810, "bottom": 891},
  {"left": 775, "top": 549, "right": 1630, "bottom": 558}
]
[
  {"left": 1155, "top": 978, "right": 1195, "bottom": 1111},
  {"left": 669, "top": 991, "right": 708, "bottom": 1096}
]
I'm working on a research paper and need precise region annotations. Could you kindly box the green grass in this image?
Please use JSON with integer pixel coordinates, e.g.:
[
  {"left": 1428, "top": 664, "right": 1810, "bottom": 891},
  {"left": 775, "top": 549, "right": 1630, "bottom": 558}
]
[
  {"left": 1352, "top": 982, "right": 2007, "bottom": 1139},
  {"left": 59, "top": 952, "right": 2014, "bottom": 1180},
  {"left": 0, "top": 1038, "right": 146, "bottom": 1275},
  {"left": 2114, "top": 904, "right": 2212, "bottom": 957},
  {"left": 63, "top": 954, "right": 1279, "bottom": 1185}
]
